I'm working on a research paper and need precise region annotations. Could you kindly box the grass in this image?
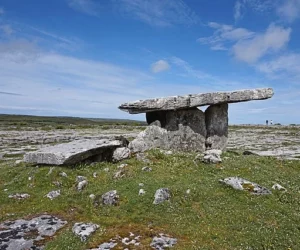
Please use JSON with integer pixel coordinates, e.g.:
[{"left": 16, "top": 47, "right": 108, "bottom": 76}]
[{"left": 1, "top": 150, "right": 300, "bottom": 249}]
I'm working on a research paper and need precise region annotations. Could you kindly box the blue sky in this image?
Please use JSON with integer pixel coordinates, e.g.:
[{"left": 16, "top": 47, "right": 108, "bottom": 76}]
[{"left": 0, "top": 0, "right": 300, "bottom": 124}]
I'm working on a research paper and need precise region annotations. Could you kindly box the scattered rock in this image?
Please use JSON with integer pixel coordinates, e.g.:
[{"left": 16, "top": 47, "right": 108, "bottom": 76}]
[
  {"left": 186, "top": 189, "right": 191, "bottom": 195},
  {"left": 90, "top": 242, "right": 118, "bottom": 250},
  {"left": 93, "top": 172, "right": 97, "bottom": 178},
  {"left": 103, "top": 168, "right": 109, "bottom": 172},
  {"left": 150, "top": 234, "right": 177, "bottom": 250},
  {"left": 139, "top": 189, "right": 146, "bottom": 195},
  {"left": 112, "top": 147, "right": 131, "bottom": 162},
  {"left": 72, "top": 222, "right": 99, "bottom": 242},
  {"left": 89, "top": 194, "right": 96, "bottom": 200},
  {"left": 202, "top": 149, "right": 222, "bottom": 164},
  {"left": 0, "top": 215, "right": 67, "bottom": 250},
  {"left": 59, "top": 172, "right": 68, "bottom": 177},
  {"left": 272, "top": 183, "right": 287, "bottom": 191},
  {"left": 46, "top": 190, "right": 61, "bottom": 200},
  {"left": 101, "top": 190, "right": 119, "bottom": 206},
  {"left": 142, "top": 166, "right": 152, "bottom": 172},
  {"left": 114, "top": 169, "right": 126, "bottom": 179},
  {"left": 118, "top": 163, "right": 128, "bottom": 169},
  {"left": 153, "top": 188, "right": 171, "bottom": 204},
  {"left": 14, "top": 159, "right": 23, "bottom": 165},
  {"left": 77, "top": 180, "right": 88, "bottom": 191},
  {"left": 139, "top": 183, "right": 144, "bottom": 187},
  {"left": 8, "top": 193, "right": 30, "bottom": 200},
  {"left": 76, "top": 175, "right": 86, "bottom": 182},
  {"left": 220, "top": 177, "right": 271, "bottom": 195}
]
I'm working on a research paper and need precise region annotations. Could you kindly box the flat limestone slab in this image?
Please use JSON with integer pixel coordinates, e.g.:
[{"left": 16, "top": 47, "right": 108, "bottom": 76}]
[
  {"left": 24, "top": 139, "right": 124, "bottom": 165},
  {"left": 119, "top": 88, "right": 274, "bottom": 114}
]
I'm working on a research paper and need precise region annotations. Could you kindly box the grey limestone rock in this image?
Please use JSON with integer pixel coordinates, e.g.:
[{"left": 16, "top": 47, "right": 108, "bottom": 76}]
[
  {"left": 24, "top": 138, "right": 126, "bottom": 165},
  {"left": 112, "top": 147, "right": 131, "bottom": 162},
  {"left": 220, "top": 177, "right": 271, "bottom": 195},
  {"left": 202, "top": 149, "right": 222, "bottom": 164},
  {"left": 77, "top": 180, "right": 88, "bottom": 191},
  {"left": 119, "top": 88, "right": 274, "bottom": 114},
  {"left": 0, "top": 215, "right": 67, "bottom": 250},
  {"left": 72, "top": 222, "right": 99, "bottom": 242},
  {"left": 153, "top": 188, "right": 171, "bottom": 204},
  {"left": 150, "top": 234, "right": 177, "bottom": 249},
  {"left": 205, "top": 103, "right": 228, "bottom": 150},
  {"left": 101, "top": 190, "right": 119, "bottom": 206},
  {"left": 46, "top": 190, "right": 61, "bottom": 200},
  {"left": 8, "top": 193, "right": 30, "bottom": 200},
  {"left": 272, "top": 183, "right": 287, "bottom": 191}
]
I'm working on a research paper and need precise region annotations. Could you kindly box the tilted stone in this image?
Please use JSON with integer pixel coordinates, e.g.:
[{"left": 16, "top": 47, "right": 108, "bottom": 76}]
[
  {"left": 119, "top": 88, "right": 274, "bottom": 114},
  {"left": 24, "top": 139, "right": 126, "bottom": 165}
]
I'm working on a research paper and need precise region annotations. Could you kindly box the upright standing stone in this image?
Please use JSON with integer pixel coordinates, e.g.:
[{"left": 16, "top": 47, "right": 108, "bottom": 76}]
[{"left": 205, "top": 103, "right": 228, "bottom": 150}]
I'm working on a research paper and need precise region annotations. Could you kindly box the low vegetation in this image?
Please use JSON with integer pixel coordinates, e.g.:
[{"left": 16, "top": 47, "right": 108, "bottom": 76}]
[{"left": 1, "top": 150, "right": 300, "bottom": 249}]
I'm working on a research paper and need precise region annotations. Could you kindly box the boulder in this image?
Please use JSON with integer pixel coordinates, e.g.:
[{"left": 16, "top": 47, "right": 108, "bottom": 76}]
[
  {"left": 203, "top": 149, "right": 222, "bottom": 164},
  {"left": 205, "top": 103, "right": 228, "bottom": 150},
  {"left": 24, "top": 138, "right": 127, "bottom": 165},
  {"left": 112, "top": 147, "right": 131, "bottom": 162},
  {"left": 153, "top": 188, "right": 171, "bottom": 204},
  {"left": 101, "top": 190, "right": 119, "bottom": 206},
  {"left": 119, "top": 88, "right": 274, "bottom": 114}
]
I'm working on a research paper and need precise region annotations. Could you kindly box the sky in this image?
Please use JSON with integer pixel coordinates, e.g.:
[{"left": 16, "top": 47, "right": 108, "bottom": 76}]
[{"left": 0, "top": 0, "right": 300, "bottom": 124}]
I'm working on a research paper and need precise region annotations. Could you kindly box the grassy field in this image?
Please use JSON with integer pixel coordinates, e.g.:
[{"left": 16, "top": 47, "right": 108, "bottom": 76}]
[{"left": 1, "top": 150, "right": 300, "bottom": 249}]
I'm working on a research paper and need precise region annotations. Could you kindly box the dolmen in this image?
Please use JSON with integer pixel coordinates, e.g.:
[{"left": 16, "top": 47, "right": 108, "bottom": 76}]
[{"left": 119, "top": 88, "right": 274, "bottom": 152}]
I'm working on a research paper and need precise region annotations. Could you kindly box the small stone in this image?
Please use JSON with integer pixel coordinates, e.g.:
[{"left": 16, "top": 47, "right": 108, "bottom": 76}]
[
  {"left": 15, "top": 160, "right": 23, "bottom": 165},
  {"left": 72, "top": 222, "right": 99, "bottom": 242},
  {"left": 28, "top": 176, "right": 32, "bottom": 181},
  {"left": 59, "top": 172, "right": 68, "bottom": 177},
  {"left": 112, "top": 147, "right": 131, "bottom": 162},
  {"left": 93, "top": 172, "right": 97, "bottom": 178},
  {"left": 46, "top": 190, "right": 61, "bottom": 200},
  {"left": 76, "top": 176, "right": 86, "bottom": 182},
  {"left": 202, "top": 149, "right": 222, "bottom": 164},
  {"left": 153, "top": 188, "right": 171, "bottom": 204},
  {"left": 114, "top": 169, "right": 126, "bottom": 179},
  {"left": 272, "top": 183, "right": 287, "bottom": 191},
  {"left": 8, "top": 193, "right": 30, "bottom": 200},
  {"left": 118, "top": 163, "right": 128, "bottom": 169},
  {"left": 89, "top": 194, "right": 96, "bottom": 200},
  {"left": 101, "top": 190, "right": 119, "bottom": 206},
  {"left": 139, "top": 183, "right": 144, "bottom": 187},
  {"left": 142, "top": 166, "right": 152, "bottom": 172},
  {"left": 103, "top": 168, "right": 109, "bottom": 172},
  {"left": 186, "top": 189, "right": 191, "bottom": 195},
  {"left": 4, "top": 189, "right": 8, "bottom": 192},
  {"left": 150, "top": 234, "right": 177, "bottom": 249},
  {"left": 139, "top": 189, "right": 146, "bottom": 196},
  {"left": 77, "top": 180, "right": 88, "bottom": 191}
]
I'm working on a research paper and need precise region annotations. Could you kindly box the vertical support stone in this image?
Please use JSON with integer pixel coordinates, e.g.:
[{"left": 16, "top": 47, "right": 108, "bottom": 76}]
[{"left": 205, "top": 103, "right": 228, "bottom": 150}]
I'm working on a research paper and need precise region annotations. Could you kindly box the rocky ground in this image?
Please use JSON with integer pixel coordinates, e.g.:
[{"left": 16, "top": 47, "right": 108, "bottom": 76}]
[{"left": 1, "top": 124, "right": 300, "bottom": 162}]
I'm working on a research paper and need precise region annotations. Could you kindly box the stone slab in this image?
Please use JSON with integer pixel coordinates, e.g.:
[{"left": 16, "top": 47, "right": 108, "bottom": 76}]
[
  {"left": 23, "top": 139, "right": 125, "bottom": 165},
  {"left": 119, "top": 88, "right": 274, "bottom": 114}
]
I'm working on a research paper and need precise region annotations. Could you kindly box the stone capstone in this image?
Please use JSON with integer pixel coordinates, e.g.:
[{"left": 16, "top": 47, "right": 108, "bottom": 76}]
[
  {"left": 23, "top": 138, "right": 127, "bottom": 165},
  {"left": 119, "top": 88, "right": 274, "bottom": 114},
  {"left": 72, "top": 222, "right": 99, "bottom": 242},
  {"left": 220, "top": 177, "right": 271, "bottom": 195},
  {"left": 0, "top": 215, "right": 67, "bottom": 250}
]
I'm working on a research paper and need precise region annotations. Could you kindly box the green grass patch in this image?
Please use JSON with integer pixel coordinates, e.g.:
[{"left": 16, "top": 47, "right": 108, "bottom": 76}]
[{"left": 1, "top": 151, "right": 300, "bottom": 249}]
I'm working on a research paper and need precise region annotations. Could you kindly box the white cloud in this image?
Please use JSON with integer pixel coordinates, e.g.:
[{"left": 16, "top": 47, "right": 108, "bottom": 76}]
[
  {"left": 234, "top": 1, "right": 243, "bottom": 21},
  {"left": 277, "top": 0, "right": 300, "bottom": 22},
  {"left": 198, "top": 22, "right": 255, "bottom": 50},
  {"left": 67, "top": 0, "right": 101, "bottom": 16},
  {"left": 232, "top": 24, "right": 291, "bottom": 63},
  {"left": 115, "top": 0, "right": 199, "bottom": 26},
  {"left": 0, "top": 24, "right": 14, "bottom": 36},
  {"left": 257, "top": 53, "right": 300, "bottom": 81},
  {"left": 151, "top": 60, "right": 170, "bottom": 73}
]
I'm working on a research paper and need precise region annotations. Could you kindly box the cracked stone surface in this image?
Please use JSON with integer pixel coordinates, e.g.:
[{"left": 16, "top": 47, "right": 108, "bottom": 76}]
[{"left": 0, "top": 215, "right": 67, "bottom": 250}]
